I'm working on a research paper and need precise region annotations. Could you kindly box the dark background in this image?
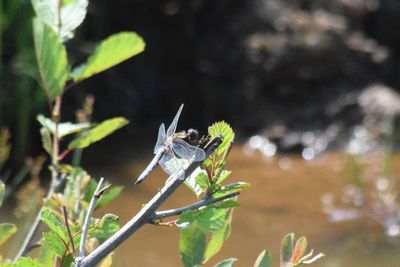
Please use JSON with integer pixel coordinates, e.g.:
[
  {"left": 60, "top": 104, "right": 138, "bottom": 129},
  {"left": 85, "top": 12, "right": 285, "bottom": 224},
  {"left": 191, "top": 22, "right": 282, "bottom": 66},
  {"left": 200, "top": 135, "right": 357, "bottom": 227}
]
[{"left": 1, "top": 0, "right": 400, "bottom": 164}]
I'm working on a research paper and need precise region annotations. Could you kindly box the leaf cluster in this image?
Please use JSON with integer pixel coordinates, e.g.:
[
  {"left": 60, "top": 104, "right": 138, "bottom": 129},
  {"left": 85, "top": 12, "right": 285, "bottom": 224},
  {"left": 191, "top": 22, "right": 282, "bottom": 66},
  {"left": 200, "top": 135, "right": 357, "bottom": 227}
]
[
  {"left": 177, "top": 121, "right": 250, "bottom": 267},
  {"left": 210, "top": 233, "right": 324, "bottom": 267},
  {"left": 3, "top": 0, "right": 144, "bottom": 265},
  {"left": 254, "top": 233, "right": 324, "bottom": 267},
  {"left": 32, "top": 0, "right": 144, "bottom": 102}
]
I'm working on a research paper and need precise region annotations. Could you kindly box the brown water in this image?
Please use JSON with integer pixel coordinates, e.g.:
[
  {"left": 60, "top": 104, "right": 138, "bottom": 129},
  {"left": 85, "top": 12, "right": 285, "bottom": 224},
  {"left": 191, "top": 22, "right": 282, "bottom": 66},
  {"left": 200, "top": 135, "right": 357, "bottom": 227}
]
[
  {"left": 91, "top": 146, "right": 399, "bottom": 267},
  {"left": 3, "top": 147, "right": 399, "bottom": 266}
]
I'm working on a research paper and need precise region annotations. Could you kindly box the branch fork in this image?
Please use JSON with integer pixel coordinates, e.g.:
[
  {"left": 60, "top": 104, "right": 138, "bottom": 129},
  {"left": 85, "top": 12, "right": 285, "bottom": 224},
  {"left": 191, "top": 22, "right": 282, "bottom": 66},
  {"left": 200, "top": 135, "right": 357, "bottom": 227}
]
[{"left": 77, "top": 136, "right": 229, "bottom": 267}]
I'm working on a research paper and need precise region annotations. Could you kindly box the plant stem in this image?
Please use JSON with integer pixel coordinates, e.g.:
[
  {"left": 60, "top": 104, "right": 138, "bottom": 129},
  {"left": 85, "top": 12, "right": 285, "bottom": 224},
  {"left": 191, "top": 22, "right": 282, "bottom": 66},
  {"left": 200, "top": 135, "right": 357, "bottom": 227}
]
[
  {"left": 78, "top": 137, "right": 223, "bottom": 267},
  {"left": 13, "top": 97, "right": 63, "bottom": 261},
  {"left": 59, "top": 148, "right": 72, "bottom": 161},
  {"left": 153, "top": 191, "right": 240, "bottom": 221},
  {"left": 62, "top": 206, "right": 76, "bottom": 257},
  {"left": 52, "top": 96, "right": 61, "bottom": 167},
  {"left": 13, "top": 181, "right": 56, "bottom": 260},
  {"left": 56, "top": 0, "right": 61, "bottom": 34},
  {"left": 72, "top": 148, "right": 83, "bottom": 166},
  {"left": 78, "top": 177, "right": 105, "bottom": 259}
]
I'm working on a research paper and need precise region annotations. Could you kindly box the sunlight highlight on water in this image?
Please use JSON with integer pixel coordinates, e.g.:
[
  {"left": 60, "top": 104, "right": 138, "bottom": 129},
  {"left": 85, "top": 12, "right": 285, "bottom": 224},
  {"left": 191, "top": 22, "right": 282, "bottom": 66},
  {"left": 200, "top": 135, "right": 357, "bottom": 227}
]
[{"left": 244, "top": 135, "right": 277, "bottom": 157}]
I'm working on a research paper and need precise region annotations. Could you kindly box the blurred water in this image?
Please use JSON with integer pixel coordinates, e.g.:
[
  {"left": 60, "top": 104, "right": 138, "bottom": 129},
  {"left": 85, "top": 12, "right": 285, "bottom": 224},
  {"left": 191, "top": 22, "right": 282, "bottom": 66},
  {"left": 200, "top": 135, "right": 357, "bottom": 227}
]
[{"left": 88, "top": 146, "right": 399, "bottom": 266}]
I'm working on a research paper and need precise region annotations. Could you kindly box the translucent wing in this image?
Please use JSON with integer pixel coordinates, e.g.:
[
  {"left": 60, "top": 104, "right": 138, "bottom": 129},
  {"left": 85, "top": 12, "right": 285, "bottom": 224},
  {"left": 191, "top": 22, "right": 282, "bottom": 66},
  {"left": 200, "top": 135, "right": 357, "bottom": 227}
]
[
  {"left": 158, "top": 149, "right": 185, "bottom": 175},
  {"left": 158, "top": 143, "right": 204, "bottom": 182},
  {"left": 166, "top": 104, "right": 184, "bottom": 137},
  {"left": 154, "top": 123, "right": 166, "bottom": 154},
  {"left": 172, "top": 138, "right": 206, "bottom": 162}
]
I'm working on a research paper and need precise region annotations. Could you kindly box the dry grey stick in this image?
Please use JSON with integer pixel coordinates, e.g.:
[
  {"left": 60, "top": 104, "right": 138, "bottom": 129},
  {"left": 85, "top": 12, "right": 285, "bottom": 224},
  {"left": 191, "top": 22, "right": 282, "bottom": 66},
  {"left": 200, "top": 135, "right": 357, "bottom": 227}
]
[
  {"left": 77, "top": 177, "right": 105, "bottom": 263},
  {"left": 152, "top": 191, "right": 240, "bottom": 221},
  {"left": 78, "top": 136, "right": 222, "bottom": 267}
]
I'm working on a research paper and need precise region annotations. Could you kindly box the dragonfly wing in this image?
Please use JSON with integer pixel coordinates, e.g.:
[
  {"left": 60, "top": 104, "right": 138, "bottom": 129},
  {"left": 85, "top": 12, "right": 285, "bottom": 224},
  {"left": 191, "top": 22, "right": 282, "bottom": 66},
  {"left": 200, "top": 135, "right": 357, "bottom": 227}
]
[
  {"left": 166, "top": 104, "right": 184, "bottom": 137},
  {"left": 154, "top": 123, "right": 166, "bottom": 154},
  {"left": 172, "top": 139, "right": 206, "bottom": 162},
  {"left": 159, "top": 150, "right": 186, "bottom": 175}
]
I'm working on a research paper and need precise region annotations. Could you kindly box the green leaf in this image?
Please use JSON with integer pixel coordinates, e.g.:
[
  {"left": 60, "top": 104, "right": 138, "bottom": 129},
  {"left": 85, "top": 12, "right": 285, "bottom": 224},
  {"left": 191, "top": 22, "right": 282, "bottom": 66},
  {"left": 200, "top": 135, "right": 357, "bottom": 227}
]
[
  {"left": 61, "top": 255, "right": 75, "bottom": 267},
  {"left": 83, "top": 179, "right": 98, "bottom": 203},
  {"left": 39, "top": 207, "right": 67, "bottom": 240},
  {"left": 204, "top": 222, "right": 231, "bottom": 261},
  {"left": 209, "top": 183, "right": 221, "bottom": 194},
  {"left": 3, "top": 257, "right": 46, "bottom": 267},
  {"left": 208, "top": 121, "right": 235, "bottom": 155},
  {"left": 32, "top": 0, "right": 88, "bottom": 41},
  {"left": 178, "top": 210, "right": 197, "bottom": 226},
  {"left": 96, "top": 186, "right": 124, "bottom": 208},
  {"left": 33, "top": 18, "right": 69, "bottom": 100},
  {"left": 290, "top": 236, "right": 307, "bottom": 264},
  {"left": 254, "top": 250, "right": 272, "bottom": 267},
  {"left": 63, "top": 0, "right": 76, "bottom": 4},
  {"left": 59, "top": 0, "right": 88, "bottom": 41},
  {"left": 39, "top": 241, "right": 57, "bottom": 267},
  {"left": 215, "top": 170, "right": 232, "bottom": 185},
  {"left": 195, "top": 172, "right": 210, "bottom": 191},
  {"left": 63, "top": 167, "right": 90, "bottom": 210},
  {"left": 212, "top": 182, "right": 250, "bottom": 198},
  {"left": 219, "top": 200, "right": 240, "bottom": 208},
  {"left": 0, "top": 223, "right": 17, "bottom": 246},
  {"left": 0, "top": 180, "right": 5, "bottom": 207},
  {"left": 214, "top": 258, "right": 237, "bottom": 267},
  {"left": 72, "top": 232, "right": 82, "bottom": 253},
  {"left": 58, "top": 164, "right": 77, "bottom": 175},
  {"left": 37, "top": 114, "right": 91, "bottom": 138},
  {"left": 89, "top": 214, "right": 120, "bottom": 240},
  {"left": 42, "top": 232, "right": 67, "bottom": 257},
  {"left": 40, "top": 127, "right": 52, "bottom": 155},
  {"left": 196, "top": 207, "right": 226, "bottom": 232},
  {"left": 72, "top": 32, "right": 145, "bottom": 81},
  {"left": 179, "top": 221, "right": 206, "bottom": 267},
  {"left": 68, "top": 117, "right": 129, "bottom": 149},
  {"left": 281, "top": 233, "right": 295, "bottom": 266},
  {"left": 184, "top": 167, "right": 203, "bottom": 197},
  {"left": 32, "top": 0, "right": 58, "bottom": 30},
  {"left": 204, "top": 207, "right": 233, "bottom": 262}
]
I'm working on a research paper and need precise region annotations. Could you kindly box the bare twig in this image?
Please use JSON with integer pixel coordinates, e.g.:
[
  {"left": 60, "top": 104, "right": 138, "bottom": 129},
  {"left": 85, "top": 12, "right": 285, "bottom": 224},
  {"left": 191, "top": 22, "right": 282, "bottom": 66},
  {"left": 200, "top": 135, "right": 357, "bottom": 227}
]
[
  {"left": 78, "top": 136, "right": 223, "bottom": 267},
  {"left": 59, "top": 149, "right": 73, "bottom": 161},
  {"left": 62, "top": 206, "right": 76, "bottom": 257},
  {"left": 25, "top": 240, "right": 42, "bottom": 252},
  {"left": 78, "top": 177, "right": 105, "bottom": 260},
  {"left": 152, "top": 191, "right": 240, "bottom": 221}
]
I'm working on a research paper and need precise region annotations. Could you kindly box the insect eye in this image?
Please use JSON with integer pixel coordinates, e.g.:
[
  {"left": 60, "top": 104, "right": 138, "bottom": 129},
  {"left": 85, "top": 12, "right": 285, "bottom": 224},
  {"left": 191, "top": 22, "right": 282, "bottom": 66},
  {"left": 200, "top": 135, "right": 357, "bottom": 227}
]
[{"left": 187, "top": 129, "right": 199, "bottom": 140}]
